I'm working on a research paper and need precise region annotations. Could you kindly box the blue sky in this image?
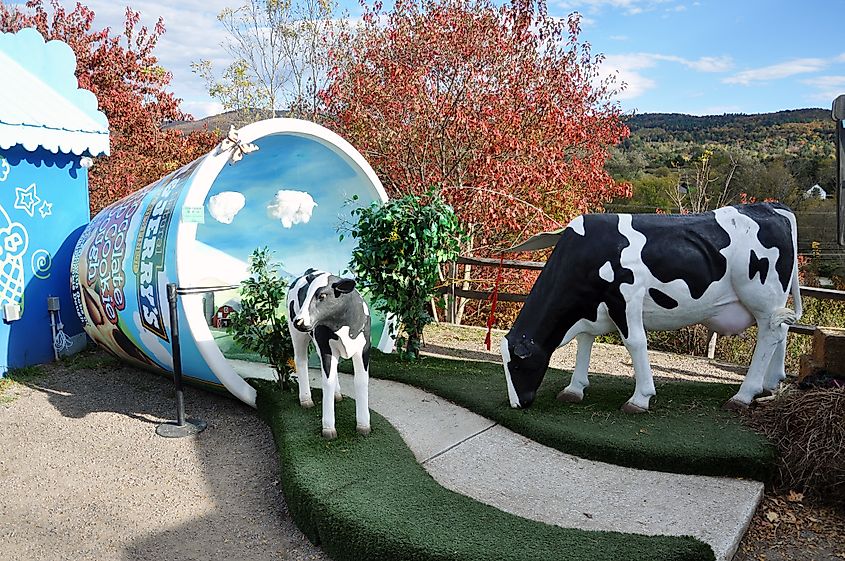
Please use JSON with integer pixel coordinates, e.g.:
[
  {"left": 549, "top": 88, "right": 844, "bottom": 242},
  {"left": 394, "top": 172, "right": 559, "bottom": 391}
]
[{"left": 27, "top": 0, "right": 845, "bottom": 117}]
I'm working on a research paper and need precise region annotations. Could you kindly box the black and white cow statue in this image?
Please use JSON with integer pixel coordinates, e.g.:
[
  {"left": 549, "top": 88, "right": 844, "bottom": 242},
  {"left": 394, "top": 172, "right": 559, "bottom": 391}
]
[
  {"left": 287, "top": 269, "right": 371, "bottom": 439},
  {"left": 502, "top": 202, "right": 802, "bottom": 413}
]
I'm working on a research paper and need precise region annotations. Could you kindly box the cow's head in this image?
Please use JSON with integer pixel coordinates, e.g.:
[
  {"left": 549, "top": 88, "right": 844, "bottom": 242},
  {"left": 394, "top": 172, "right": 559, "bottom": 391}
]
[
  {"left": 292, "top": 275, "right": 357, "bottom": 332},
  {"left": 501, "top": 333, "right": 550, "bottom": 408}
]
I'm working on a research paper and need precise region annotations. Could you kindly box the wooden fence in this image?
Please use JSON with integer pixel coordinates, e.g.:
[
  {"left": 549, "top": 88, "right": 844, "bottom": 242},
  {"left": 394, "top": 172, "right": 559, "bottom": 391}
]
[{"left": 439, "top": 256, "right": 845, "bottom": 349}]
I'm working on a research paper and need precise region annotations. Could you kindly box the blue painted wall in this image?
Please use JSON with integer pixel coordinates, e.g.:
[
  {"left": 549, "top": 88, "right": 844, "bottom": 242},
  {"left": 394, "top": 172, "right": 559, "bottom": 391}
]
[{"left": 0, "top": 146, "right": 88, "bottom": 373}]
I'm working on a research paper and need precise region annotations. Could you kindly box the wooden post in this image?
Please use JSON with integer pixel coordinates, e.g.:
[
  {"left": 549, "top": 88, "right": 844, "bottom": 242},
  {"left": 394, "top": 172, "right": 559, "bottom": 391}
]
[
  {"left": 706, "top": 330, "right": 718, "bottom": 360},
  {"left": 448, "top": 260, "right": 457, "bottom": 324}
]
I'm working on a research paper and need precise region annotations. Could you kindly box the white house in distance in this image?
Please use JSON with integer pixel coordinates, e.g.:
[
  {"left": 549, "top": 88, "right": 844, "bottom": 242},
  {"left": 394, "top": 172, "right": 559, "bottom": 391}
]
[{"left": 803, "top": 184, "right": 827, "bottom": 200}]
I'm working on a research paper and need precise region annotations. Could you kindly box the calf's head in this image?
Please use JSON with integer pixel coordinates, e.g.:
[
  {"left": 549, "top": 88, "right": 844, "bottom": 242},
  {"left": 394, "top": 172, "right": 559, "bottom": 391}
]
[
  {"left": 501, "top": 333, "right": 550, "bottom": 408},
  {"left": 292, "top": 275, "right": 357, "bottom": 332}
]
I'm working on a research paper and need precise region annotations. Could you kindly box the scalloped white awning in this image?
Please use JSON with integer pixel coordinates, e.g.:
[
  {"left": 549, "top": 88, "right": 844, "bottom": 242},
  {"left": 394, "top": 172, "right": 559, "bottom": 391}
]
[{"left": 0, "top": 28, "right": 109, "bottom": 157}]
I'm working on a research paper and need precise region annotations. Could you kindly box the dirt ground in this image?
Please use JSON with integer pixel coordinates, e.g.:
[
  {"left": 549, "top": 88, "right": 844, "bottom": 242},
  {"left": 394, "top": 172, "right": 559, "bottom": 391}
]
[
  {"left": 0, "top": 356, "right": 325, "bottom": 561},
  {"left": 1, "top": 324, "right": 842, "bottom": 560}
]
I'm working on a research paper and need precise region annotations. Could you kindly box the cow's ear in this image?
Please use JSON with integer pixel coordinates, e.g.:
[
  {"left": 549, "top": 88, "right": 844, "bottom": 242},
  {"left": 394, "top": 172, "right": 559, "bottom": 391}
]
[
  {"left": 332, "top": 278, "right": 356, "bottom": 295},
  {"left": 513, "top": 340, "right": 532, "bottom": 359}
]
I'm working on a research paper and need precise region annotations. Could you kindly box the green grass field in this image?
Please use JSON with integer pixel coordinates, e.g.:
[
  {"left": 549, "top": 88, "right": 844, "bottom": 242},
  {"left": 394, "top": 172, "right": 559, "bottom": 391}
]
[
  {"left": 254, "top": 381, "right": 714, "bottom": 561},
  {"left": 341, "top": 352, "right": 775, "bottom": 481}
]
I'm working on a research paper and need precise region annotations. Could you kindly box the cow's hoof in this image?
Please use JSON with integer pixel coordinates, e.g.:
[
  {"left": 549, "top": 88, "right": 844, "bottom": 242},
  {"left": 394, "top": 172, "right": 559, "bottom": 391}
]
[
  {"left": 335, "top": 392, "right": 343, "bottom": 403},
  {"left": 356, "top": 425, "right": 371, "bottom": 436},
  {"left": 300, "top": 399, "right": 314, "bottom": 408},
  {"left": 556, "top": 390, "right": 583, "bottom": 403},
  {"left": 722, "top": 399, "right": 748, "bottom": 412},
  {"left": 621, "top": 401, "right": 648, "bottom": 414},
  {"left": 321, "top": 428, "right": 338, "bottom": 440}
]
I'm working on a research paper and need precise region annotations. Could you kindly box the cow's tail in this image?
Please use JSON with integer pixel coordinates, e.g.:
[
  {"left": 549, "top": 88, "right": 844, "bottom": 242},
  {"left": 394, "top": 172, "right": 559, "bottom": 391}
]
[{"left": 789, "top": 256, "right": 803, "bottom": 322}]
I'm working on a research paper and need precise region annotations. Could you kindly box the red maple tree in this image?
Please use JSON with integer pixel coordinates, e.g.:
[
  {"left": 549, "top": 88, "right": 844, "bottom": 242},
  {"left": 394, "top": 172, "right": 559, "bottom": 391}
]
[
  {"left": 320, "top": 0, "right": 631, "bottom": 325},
  {"left": 0, "top": 0, "right": 220, "bottom": 214},
  {"left": 321, "top": 0, "right": 631, "bottom": 254}
]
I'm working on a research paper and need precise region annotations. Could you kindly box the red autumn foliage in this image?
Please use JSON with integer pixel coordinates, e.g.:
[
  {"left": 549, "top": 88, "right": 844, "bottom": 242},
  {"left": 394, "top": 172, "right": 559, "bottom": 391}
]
[
  {"left": 321, "top": 0, "right": 631, "bottom": 254},
  {"left": 320, "top": 0, "right": 631, "bottom": 326},
  {"left": 0, "top": 0, "right": 220, "bottom": 215}
]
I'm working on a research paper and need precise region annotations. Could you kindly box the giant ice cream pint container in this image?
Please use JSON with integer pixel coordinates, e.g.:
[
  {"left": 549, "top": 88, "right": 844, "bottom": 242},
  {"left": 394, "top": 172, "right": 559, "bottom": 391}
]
[{"left": 71, "top": 119, "right": 393, "bottom": 406}]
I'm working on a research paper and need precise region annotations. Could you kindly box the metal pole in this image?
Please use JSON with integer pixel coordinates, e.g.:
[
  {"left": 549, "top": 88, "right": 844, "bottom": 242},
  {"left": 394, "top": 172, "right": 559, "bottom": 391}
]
[
  {"left": 156, "top": 283, "right": 207, "bottom": 438},
  {"left": 169, "top": 283, "right": 185, "bottom": 426},
  {"left": 833, "top": 95, "right": 845, "bottom": 246}
]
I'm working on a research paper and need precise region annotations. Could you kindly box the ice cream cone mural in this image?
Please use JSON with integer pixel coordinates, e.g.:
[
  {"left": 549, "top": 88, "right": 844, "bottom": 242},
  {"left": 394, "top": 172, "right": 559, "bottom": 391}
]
[{"left": 0, "top": 203, "right": 28, "bottom": 310}]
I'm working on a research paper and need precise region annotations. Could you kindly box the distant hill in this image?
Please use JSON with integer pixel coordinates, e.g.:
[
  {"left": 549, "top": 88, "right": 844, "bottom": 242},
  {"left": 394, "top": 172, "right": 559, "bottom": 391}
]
[
  {"left": 163, "top": 109, "right": 290, "bottom": 134},
  {"left": 623, "top": 108, "right": 834, "bottom": 146}
]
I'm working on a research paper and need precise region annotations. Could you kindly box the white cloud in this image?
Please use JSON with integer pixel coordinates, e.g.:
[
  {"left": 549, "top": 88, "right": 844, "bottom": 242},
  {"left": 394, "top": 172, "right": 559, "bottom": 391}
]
[
  {"left": 723, "top": 58, "right": 828, "bottom": 85},
  {"left": 802, "top": 75, "right": 845, "bottom": 104},
  {"left": 599, "top": 54, "right": 658, "bottom": 100},
  {"left": 837, "top": 53, "right": 845, "bottom": 63},
  {"left": 180, "top": 100, "right": 224, "bottom": 120},
  {"left": 609, "top": 34, "right": 629, "bottom": 41},
  {"left": 208, "top": 191, "right": 246, "bottom": 224},
  {"left": 599, "top": 52, "right": 731, "bottom": 101},
  {"left": 555, "top": 0, "right": 678, "bottom": 16},
  {"left": 54, "top": 0, "right": 232, "bottom": 118},
  {"left": 267, "top": 190, "right": 317, "bottom": 228}
]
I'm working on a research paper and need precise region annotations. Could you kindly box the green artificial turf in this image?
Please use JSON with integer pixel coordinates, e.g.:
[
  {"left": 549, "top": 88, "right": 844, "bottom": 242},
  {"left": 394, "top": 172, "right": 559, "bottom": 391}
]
[
  {"left": 340, "top": 352, "right": 776, "bottom": 481},
  {"left": 254, "top": 381, "right": 714, "bottom": 561}
]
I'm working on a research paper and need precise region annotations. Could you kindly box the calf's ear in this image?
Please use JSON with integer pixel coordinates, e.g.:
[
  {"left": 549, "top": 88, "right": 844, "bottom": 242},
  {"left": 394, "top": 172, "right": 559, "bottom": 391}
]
[{"left": 332, "top": 278, "right": 356, "bottom": 295}]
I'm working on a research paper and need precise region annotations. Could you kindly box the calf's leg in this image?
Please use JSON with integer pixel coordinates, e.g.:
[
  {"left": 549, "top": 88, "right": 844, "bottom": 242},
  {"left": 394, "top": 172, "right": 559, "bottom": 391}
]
[
  {"left": 352, "top": 352, "right": 371, "bottom": 435},
  {"left": 558, "top": 333, "right": 594, "bottom": 403},
  {"left": 319, "top": 352, "right": 340, "bottom": 439},
  {"left": 289, "top": 324, "right": 314, "bottom": 408}
]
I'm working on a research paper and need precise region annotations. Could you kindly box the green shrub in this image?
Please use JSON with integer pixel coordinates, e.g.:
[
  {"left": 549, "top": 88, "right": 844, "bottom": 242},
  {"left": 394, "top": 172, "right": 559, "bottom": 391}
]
[
  {"left": 348, "top": 189, "right": 464, "bottom": 359},
  {"left": 227, "top": 247, "right": 295, "bottom": 388}
]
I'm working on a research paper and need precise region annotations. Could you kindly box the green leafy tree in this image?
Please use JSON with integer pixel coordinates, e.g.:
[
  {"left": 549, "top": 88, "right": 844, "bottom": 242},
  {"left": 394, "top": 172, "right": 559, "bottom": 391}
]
[
  {"left": 227, "top": 247, "right": 295, "bottom": 389},
  {"left": 348, "top": 191, "right": 463, "bottom": 359}
]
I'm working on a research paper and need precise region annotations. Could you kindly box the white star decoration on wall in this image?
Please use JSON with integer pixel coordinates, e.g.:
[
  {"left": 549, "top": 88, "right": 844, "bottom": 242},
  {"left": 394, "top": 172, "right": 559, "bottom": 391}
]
[
  {"left": 38, "top": 201, "right": 52, "bottom": 218},
  {"left": 14, "top": 183, "right": 41, "bottom": 217}
]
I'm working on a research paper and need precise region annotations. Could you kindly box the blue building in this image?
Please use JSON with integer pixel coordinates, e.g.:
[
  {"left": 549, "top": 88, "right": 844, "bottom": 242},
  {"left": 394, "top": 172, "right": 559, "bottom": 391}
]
[{"left": 0, "top": 28, "right": 109, "bottom": 374}]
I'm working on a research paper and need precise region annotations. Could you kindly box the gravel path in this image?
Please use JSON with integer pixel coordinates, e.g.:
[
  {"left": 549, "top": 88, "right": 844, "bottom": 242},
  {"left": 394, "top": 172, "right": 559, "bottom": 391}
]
[
  {"left": 0, "top": 359, "right": 325, "bottom": 561},
  {"left": 423, "top": 323, "right": 748, "bottom": 384}
]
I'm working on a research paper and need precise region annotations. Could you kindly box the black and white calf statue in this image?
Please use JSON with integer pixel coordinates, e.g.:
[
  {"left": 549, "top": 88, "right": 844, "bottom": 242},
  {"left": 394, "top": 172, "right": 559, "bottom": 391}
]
[
  {"left": 502, "top": 203, "right": 802, "bottom": 413},
  {"left": 287, "top": 269, "right": 371, "bottom": 439}
]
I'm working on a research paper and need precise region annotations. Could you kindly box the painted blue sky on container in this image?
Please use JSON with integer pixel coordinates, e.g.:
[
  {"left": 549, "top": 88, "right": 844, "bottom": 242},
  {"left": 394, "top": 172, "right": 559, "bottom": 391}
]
[{"left": 197, "top": 133, "right": 377, "bottom": 279}]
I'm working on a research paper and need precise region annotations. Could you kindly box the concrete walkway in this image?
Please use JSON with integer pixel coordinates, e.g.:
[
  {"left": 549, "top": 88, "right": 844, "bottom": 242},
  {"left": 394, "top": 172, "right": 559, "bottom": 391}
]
[{"left": 232, "top": 362, "right": 763, "bottom": 561}]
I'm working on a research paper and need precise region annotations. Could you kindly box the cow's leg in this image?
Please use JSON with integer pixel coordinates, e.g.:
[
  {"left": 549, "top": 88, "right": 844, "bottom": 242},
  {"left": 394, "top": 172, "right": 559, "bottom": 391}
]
[
  {"left": 558, "top": 333, "right": 594, "bottom": 403},
  {"left": 726, "top": 321, "right": 785, "bottom": 409},
  {"left": 352, "top": 351, "right": 371, "bottom": 435},
  {"left": 319, "top": 351, "right": 340, "bottom": 439},
  {"left": 619, "top": 303, "right": 656, "bottom": 413},
  {"left": 289, "top": 324, "right": 314, "bottom": 408},
  {"left": 762, "top": 335, "right": 788, "bottom": 393}
]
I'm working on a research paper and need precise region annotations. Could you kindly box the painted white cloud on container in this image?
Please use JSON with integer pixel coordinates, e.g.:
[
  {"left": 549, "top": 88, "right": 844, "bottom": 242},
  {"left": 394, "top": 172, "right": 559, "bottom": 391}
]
[
  {"left": 267, "top": 190, "right": 317, "bottom": 228},
  {"left": 207, "top": 191, "right": 246, "bottom": 224}
]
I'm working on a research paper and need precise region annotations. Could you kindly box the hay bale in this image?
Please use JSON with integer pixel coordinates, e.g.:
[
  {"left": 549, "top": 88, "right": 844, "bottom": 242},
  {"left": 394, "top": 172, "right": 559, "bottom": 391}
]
[{"left": 746, "top": 387, "right": 845, "bottom": 502}]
